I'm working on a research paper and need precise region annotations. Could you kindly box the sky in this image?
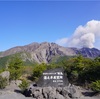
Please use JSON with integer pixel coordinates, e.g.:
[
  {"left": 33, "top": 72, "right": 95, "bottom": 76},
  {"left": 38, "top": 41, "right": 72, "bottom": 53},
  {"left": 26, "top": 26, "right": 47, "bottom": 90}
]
[{"left": 0, "top": 0, "right": 100, "bottom": 51}]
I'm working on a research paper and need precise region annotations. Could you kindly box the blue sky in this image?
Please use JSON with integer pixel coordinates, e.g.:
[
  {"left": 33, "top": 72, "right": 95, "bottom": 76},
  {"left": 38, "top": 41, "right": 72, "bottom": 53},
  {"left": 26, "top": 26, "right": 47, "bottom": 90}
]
[{"left": 0, "top": 1, "right": 100, "bottom": 51}]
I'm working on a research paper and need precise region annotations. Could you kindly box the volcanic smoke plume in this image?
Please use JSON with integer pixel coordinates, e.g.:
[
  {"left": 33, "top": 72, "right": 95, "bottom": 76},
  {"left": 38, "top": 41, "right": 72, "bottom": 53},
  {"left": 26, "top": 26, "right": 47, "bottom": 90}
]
[{"left": 56, "top": 20, "right": 100, "bottom": 48}]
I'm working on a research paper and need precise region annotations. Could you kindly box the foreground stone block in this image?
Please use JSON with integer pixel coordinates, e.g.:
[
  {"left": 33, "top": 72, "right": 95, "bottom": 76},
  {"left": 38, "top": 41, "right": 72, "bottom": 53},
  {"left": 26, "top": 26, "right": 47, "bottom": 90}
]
[{"left": 24, "top": 86, "right": 81, "bottom": 99}]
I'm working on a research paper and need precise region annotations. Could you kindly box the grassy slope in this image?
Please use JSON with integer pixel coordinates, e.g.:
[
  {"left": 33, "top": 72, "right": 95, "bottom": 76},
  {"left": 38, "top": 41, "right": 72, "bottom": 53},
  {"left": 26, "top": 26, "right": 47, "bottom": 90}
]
[
  {"left": 0, "top": 55, "right": 11, "bottom": 69},
  {"left": 0, "top": 52, "right": 37, "bottom": 69}
]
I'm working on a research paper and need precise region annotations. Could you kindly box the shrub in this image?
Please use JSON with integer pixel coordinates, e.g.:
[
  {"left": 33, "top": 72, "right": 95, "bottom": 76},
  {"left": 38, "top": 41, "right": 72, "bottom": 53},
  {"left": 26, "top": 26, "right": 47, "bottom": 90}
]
[
  {"left": 8, "top": 56, "right": 23, "bottom": 80},
  {"left": 91, "top": 80, "right": 100, "bottom": 92},
  {"left": 19, "top": 79, "right": 29, "bottom": 92},
  {"left": 0, "top": 76, "right": 7, "bottom": 89},
  {"left": 71, "top": 71, "right": 78, "bottom": 80},
  {"left": 32, "top": 63, "right": 47, "bottom": 81}
]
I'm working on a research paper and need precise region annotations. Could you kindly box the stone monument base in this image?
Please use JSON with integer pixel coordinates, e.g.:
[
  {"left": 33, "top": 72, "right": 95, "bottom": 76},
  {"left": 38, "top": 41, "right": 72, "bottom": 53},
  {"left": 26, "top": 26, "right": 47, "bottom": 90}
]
[{"left": 24, "top": 85, "right": 81, "bottom": 99}]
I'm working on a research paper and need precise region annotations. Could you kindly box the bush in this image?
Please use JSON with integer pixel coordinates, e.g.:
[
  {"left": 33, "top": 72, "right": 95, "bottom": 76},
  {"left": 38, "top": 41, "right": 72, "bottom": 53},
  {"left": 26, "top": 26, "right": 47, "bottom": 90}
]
[
  {"left": 8, "top": 56, "right": 23, "bottom": 80},
  {"left": 91, "top": 80, "right": 100, "bottom": 92},
  {"left": 19, "top": 79, "right": 29, "bottom": 92},
  {"left": 0, "top": 76, "right": 7, "bottom": 89},
  {"left": 32, "top": 63, "right": 47, "bottom": 81},
  {"left": 70, "top": 70, "right": 79, "bottom": 82}
]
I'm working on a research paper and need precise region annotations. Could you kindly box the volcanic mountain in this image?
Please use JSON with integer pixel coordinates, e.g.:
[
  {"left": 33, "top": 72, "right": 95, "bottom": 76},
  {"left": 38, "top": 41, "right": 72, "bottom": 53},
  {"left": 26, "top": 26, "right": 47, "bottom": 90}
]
[{"left": 0, "top": 42, "right": 100, "bottom": 64}]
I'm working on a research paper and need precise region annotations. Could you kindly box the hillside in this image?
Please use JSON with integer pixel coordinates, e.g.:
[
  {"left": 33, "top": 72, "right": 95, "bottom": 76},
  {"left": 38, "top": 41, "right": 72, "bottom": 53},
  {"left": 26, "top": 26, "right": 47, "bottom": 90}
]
[{"left": 0, "top": 42, "right": 100, "bottom": 68}]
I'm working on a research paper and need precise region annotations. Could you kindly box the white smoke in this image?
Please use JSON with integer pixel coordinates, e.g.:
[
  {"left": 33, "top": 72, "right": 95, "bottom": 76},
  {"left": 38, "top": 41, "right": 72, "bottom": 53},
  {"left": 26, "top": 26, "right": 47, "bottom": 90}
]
[
  {"left": 56, "top": 38, "right": 68, "bottom": 46},
  {"left": 56, "top": 20, "right": 100, "bottom": 48}
]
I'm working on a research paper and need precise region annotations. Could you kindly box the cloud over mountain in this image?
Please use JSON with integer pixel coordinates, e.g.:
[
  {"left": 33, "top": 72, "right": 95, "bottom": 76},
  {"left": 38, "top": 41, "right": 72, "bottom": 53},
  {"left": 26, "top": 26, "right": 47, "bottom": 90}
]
[
  {"left": 56, "top": 38, "right": 68, "bottom": 46},
  {"left": 56, "top": 20, "right": 100, "bottom": 48}
]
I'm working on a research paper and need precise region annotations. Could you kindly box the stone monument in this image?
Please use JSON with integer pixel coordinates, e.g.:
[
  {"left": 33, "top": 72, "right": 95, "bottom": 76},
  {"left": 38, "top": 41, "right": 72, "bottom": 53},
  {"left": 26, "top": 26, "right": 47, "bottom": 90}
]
[{"left": 36, "top": 68, "right": 69, "bottom": 87}]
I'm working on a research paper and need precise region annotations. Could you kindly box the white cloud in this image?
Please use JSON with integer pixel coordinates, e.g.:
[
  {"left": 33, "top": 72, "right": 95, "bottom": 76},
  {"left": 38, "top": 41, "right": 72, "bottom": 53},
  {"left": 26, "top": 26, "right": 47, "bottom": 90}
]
[
  {"left": 56, "top": 20, "right": 100, "bottom": 48},
  {"left": 56, "top": 38, "right": 68, "bottom": 46}
]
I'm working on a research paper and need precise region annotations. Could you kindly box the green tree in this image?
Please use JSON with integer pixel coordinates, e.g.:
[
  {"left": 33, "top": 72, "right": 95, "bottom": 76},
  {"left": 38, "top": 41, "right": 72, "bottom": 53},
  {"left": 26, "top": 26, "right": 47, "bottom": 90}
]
[
  {"left": 80, "top": 58, "right": 100, "bottom": 83},
  {"left": 8, "top": 56, "right": 23, "bottom": 80},
  {"left": 32, "top": 63, "right": 47, "bottom": 81},
  {"left": 91, "top": 80, "right": 100, "bottom": 92},
  {"left": 63, "top": 55, "right": 93, "bottom": 83}
]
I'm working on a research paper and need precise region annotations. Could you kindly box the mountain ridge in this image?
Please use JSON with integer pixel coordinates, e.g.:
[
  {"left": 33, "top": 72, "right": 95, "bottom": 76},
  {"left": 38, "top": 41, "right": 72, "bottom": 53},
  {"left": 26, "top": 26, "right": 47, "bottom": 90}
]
[{"left": 0, "top": 42, "right": 100, "bottom": 64}]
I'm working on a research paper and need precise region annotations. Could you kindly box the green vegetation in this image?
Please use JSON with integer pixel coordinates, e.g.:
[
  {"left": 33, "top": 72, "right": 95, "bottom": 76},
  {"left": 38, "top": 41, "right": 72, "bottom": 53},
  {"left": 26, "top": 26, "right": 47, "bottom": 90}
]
[
  {"left": 0, "top": 55, "right": 11, "bottom": 69},
  {"left": 91, "top": 80, "right": 100, "bottom": 92},
  {"left": 0, "top": 52, "right": 100, "bottom": 92},
  {"left": 8, "top": 56, "right": 23, "bottom": 80},
  {"left": 19, "top": 79, "right": 29, "bottom": 92},
  {"left": 32, "top": 63, "right": 47, "bottom": 81},
  {"left": 0, "top": 76, "right": 7, "bottom": 89},
  {"left": 62, "top": 55, "right": 100, "bottom": 91},
  {"left": 0, "top": 68, "right": 5, "bottom": 73},
  {"left": 0, "top": 52, "right": 37, "bottom": 69},
  {"left": 50, "top": 56, "right": 74, "bottom": 65}
]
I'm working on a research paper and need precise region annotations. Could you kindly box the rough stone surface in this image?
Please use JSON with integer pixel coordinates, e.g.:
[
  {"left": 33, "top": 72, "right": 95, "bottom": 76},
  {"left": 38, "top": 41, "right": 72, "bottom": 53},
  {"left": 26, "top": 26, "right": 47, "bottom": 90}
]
[
  {"left": 0, "top": 71, "right": 10, "bottom": 83},
  {"left": 25, "top": 85, "right": 82, "bottom": 99},
  {"left": 0, "top": 86, "right": 100, "bottom": 99},
  {"left": 69, "top": 85, "right": 81, "bottom": 99},
  {"left": 0, "top": 90, "right": 35, "bottom": 99},
  {"left": 15, "top": 80, "right": 22, "bottom": 86}
]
